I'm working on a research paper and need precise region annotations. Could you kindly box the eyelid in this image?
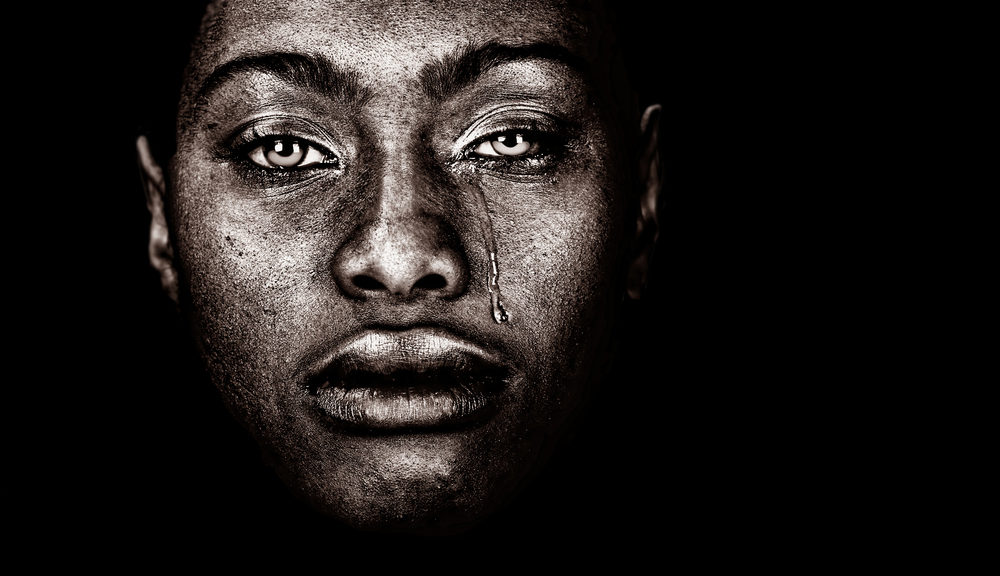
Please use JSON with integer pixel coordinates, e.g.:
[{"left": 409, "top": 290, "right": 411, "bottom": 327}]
[
  {"left": 246, "top": 137, "right": 334, "bottom": 170},
  {"left": 453, "top": 105, "right": 563, "bottom": 157},
  {"left": 225, "top": 114, "right": 341, "bottom": 164}
]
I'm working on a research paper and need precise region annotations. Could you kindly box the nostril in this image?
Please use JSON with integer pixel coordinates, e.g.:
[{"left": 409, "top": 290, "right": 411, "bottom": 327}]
[
  {"left": 352, "top": 274, "right": 386, "bottom": 292},
  {"left": 413, "top": 273, "right": 448, "bottom": 291}
]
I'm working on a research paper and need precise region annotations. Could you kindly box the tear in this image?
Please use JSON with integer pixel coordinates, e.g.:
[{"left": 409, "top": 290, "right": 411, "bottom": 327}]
[
  {"left": 488, "top": 250, "right": 509, "bottom": 324},
  {"left": 468, "top": 186, "right": 510, "bottom": 324}
]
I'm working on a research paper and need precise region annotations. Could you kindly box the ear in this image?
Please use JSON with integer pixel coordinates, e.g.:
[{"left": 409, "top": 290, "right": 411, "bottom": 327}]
[
  {"left": 136, "top": 135, "right": 179, "bottom": 304},
  {"left": 626, "top": 104, "right": 662, "bottom": 300}
]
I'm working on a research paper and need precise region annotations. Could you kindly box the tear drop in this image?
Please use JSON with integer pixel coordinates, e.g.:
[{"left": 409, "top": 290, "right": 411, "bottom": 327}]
[
  {"left": 488, "top": 251, "right": 509, "bottom": 324},
  {"left": 467, "top": 184, "right": 511, "bottom": 324}
]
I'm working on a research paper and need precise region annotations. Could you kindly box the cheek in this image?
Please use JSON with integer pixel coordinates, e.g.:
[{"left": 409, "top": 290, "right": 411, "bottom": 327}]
[
  {"left": 174, "top": 202, "right": 284, "bottom": 334},
  {"left": 490, "top": 173, "right": 625, "bottom": 370},
  {"left": 167, "top": 169, "right": 334, "bottom": 414},
  {"left": 169, "top": 153, "right": 355, "bottom": 340}
]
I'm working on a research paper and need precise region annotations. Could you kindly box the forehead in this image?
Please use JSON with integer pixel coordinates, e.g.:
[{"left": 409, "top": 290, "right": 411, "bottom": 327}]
[{"left": 185, "top": 0, "right": 611, "bottom": 93}]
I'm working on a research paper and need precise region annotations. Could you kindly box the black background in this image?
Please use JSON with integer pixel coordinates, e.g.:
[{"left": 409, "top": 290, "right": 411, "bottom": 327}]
[{"left": 14, "top": 2, "right": 849, "bottom": 567}]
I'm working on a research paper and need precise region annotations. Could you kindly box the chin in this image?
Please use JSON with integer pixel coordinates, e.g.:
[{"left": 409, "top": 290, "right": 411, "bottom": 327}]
[{"left": 260, "top": 420, "right": 550, "bottom": 535}]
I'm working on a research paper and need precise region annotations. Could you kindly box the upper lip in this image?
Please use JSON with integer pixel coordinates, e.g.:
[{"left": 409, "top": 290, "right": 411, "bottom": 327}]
[{"left": 333, "top": 328, "right": 502, "bottom": 374}]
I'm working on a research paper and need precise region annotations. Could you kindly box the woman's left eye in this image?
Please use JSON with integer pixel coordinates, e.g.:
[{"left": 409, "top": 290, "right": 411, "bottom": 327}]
[
  {"left": 246, "top": 137, "right": 334, "bottom": 170},
  {"left": 472, "top": 131, "right": 542, "bottom": 158}
]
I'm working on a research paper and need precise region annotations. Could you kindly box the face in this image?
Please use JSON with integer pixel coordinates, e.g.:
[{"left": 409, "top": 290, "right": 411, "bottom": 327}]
[{"left": 151, "top": 0, "right": 655, "bottom": 533}]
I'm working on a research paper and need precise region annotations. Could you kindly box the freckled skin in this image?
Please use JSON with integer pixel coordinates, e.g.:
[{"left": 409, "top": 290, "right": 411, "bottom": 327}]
[{"left": 160, "top": 0, "right": 646, "bottom": 533}]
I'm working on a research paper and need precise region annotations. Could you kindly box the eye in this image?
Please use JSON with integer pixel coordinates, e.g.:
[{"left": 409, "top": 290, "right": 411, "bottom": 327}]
[
  {"left": 472, "top": 131, "right": 541, "bottom": 158},
  {"left": 246, "top": 137, "right": 335, "bottom": 170}
]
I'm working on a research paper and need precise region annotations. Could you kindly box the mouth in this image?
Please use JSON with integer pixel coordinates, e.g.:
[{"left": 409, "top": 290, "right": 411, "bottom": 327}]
[{"left": 306, "top": 329, "right": 510, "bottom": 433}]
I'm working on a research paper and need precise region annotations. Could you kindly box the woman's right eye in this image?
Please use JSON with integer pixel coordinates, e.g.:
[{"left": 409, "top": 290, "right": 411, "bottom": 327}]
[{"left": 246, "top": 136, "right": 337, "bottom": 170}]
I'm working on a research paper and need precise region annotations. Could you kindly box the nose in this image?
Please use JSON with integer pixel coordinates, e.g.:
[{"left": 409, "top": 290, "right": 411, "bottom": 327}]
[
  {"left": 334, "top": 214, "right": 468, "bottom": 299},
  {"left": 332, "top": 140, "right": 470, "bottom": 300}
]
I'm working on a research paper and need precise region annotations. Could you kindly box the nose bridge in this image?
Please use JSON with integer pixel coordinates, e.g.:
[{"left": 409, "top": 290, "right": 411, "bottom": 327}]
[
  {"left": 376, "top": 145, "right": 430, "bottom": 220},
  {"left": 369, "top": 138, "right": 451, "bottom": 252}
]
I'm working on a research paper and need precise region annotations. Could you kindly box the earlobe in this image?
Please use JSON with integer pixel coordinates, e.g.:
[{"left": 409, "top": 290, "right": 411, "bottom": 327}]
[
  {"left": 136, "top": 135, "right": 179, "bottom": 304},
  {"left": 626, "top": 104, "right": 662, "bottom": 300}
]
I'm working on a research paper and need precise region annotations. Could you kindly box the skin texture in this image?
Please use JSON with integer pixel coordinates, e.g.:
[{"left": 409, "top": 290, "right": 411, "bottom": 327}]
[{"left": 139, "top": 0, "right": 660, "bottom": 534}]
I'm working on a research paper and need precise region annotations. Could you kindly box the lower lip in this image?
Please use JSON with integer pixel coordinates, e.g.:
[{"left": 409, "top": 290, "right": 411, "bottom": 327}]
[{"left": 313, "top": 375, "right": 503, "bottom": 432}]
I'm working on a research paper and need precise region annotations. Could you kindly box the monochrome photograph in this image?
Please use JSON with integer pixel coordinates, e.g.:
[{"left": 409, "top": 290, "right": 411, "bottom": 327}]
[{"left": 18, "top": 0, "right": 812, "bottom": 565}]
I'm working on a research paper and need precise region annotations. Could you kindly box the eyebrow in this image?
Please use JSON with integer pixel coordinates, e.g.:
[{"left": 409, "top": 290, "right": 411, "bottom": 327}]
[
  {"left": 193, "top": 52, "right": 374, "bottom": 111},
  {"left": 419, "top": 41, "right": 589, "bottom": 100},
  {"left": 191, "top": 41, "right": 587, "bottom": 113}
]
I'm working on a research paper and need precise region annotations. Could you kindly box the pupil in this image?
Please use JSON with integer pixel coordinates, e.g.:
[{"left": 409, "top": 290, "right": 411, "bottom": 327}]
[
  {"left": 498, "top": 133, "right": 523, "bottom": 148},
  {"left": 273, "top": 140, "right": 297, "bottom": 157}
]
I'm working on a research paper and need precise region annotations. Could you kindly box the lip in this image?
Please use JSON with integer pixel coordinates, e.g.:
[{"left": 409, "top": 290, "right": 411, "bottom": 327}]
[{"left": 306, "top": 328, "right": 510, "bottom": 432}]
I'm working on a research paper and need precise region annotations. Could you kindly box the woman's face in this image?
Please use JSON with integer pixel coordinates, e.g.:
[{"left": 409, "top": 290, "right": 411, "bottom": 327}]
[{"left": 165, "top": 0, "right": 638, "bottom": 532}]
